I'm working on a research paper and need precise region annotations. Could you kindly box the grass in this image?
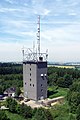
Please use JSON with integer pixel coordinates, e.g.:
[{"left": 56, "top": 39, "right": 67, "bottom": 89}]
[
  {"left": 5, "top": 111, "right": 27, "bottom": 120},
  {"left": 48, "top": 86, "right": 69, "bottom": 98}
]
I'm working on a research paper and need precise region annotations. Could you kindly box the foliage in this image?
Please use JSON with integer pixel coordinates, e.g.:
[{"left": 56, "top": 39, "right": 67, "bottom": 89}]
[
  {"left": 0, "top": 63, "right": 22, "bottom": 75},
  {"left": 6, "top": 98, "right": 33, "bottom": 119},
  {"left": 67, "top": 80, "right": 80, "bottom": 114},
  {"left": 32, "top": 107, "right": 53, "bottom": 120},
  {"left": 0, "top": 85, "right": 3, "bottom": 94},
  {"left": 50, "top": 102, "right": 76, "bottom": 120},
  {"left": 0, "top": 63, "right": 23, "bottom": 93},
  {"left": 48, "top": 67, "right": 80, "bottom": 87},
  {"left": 5, "top": 111, "right": 26, "bottom": 120},
  {"left": 18, "top": 103, "right": 33, "bottom": 119},
  {"left": 6, "top": 97, "right": 17, "bottom": 113},
  {"left": 57, "top": 74, "right": 73, "bottom": 88},
  {"left": 0, "top": 110, "right": 10, "bottom": 120},
  {"left": 15, "top": 87, "right": 21, "bottom": 97},
  {"left": 76, "top": 104, "right": 80, "bottom": 120},
  {"left": 0, "top": 63, "right": 80, "bottom": 119}
]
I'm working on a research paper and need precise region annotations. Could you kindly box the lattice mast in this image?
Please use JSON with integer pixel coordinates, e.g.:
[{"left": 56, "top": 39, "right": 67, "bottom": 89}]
[
  {"left": 22, "top": 15, "right": 48, "bottom": 62},
  {"left": 37, "top": 15, "right": 40, "bottom": 56}
]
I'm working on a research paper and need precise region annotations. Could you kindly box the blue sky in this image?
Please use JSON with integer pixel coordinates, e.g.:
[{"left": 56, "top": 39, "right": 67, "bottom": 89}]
[{"left": 0, "top": 0, "right": 80, "bottom": 62}]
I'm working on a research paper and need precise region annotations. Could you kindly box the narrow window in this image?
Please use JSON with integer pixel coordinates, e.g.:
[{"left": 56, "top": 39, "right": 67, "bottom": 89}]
[
  {"left": 30, "top": 68, "right": 31, "bottom": 71},
  {"left": 41, "top": 84, "right": 43, "bottom": 86},
  {"left": 30, "top": 84, "right": 31, "bottom": 86},
  {"left": 30, "top": 79, "right": 31, "bottom": 81},
  {"left": 33, "top": 84, "right": 34, "bottom": 87},
  {"left": 30, "top": 73, "right": 31, "bottom": 76},
  {"left": 41, "top": 74, "right": 44, "bottom": 80},
  {"left": 41, "top": 89, "right": 43, "bottom": 92}
]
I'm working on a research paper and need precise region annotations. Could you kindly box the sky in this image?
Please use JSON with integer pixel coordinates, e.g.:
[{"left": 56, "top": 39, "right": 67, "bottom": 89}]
[{"left": 0, "top": 0, "right": 80, "bottom": 62}]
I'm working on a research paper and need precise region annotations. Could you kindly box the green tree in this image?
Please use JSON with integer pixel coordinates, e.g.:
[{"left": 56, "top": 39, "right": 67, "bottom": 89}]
[
  {"left": 48, "top": 72, "right": 58, "bottom": 86},
  {"left": 63, "top": 74, "right": 73, "bottom": 88},
  {"left": 44, "top": 109, "right": 53, "bottom": 120},
  {"left": 22, "top": 105, "right": 32, "bottom": 118},
  {"left": 32, "top": 108, "right": 47, "bottom": 120},
  {"left": 67, "top": 81, "right": 80, "bottom": 113},
  {"left": 0, "top": 85, "right": 3, "bottom": 94},
  {"left": 0, "top": 110, "right": 10, "bottom": 120},
  {"left": 57, "top": 74, "right": 73, "bottom": 88},
  {"left": 57, "top": 77, "right": 64, "bottom": 87},
  {"left": 76, "top": 104, "right": 80, "bottom": 120},
  {"left": 32, "top": 107, "right": 53, "bottom": 120},
  {"left": 6, "top": 97, "right": 17, "bottom": 113},
  {"left": 15, "top": 87, "right": 21, "bottom": 97},
  {"left": 16, "top": 103, "right": 33, "bottom": 119}
]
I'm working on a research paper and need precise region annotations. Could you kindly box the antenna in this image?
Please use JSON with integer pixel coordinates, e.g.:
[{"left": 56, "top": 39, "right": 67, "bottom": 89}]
[
  {"left": 22, "top": 15, "right": 48, "bottom": 62},
  {"left": 37, "top": 15, "right": 40, "bottom": 55},
  {"left": 33, "top": 41, "right": 35, "bottom": 60}
]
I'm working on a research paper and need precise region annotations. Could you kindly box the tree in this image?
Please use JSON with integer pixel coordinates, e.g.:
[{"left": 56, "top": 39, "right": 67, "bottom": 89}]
[
  {"left": 0, "top": 86, "right": 3, "bottom": 94},
  {"left": 67, "top": 81, "right": 80, "bottom": 113},
  {"left": 16, "top": 103, "right": 33, "bottom": 119},
  {"left": 32, "top": 108, "right": 47, "bottom": 120},
  {"left": 32, "top": 107, "right": 53, "bottom": 120},
  {"left": 22, "top": 105, "right": 32, "bottom": 119},
  {"left": 6, "top": 97, "right": 17, "bottom": 113},
  {"left": 15, "top": 87, "right": 21, "bottom": 97},
  {"left": 57, "top": 77, "right": 64, "bottom": 87},
  {"left": 76, "top": 104, "right": 80, "bottom": 120},
  {"left": 63, "top": 74, "right": 73, "bottom": 88},
  {"left": 44, "top": 109, "right": 53, "bottom": 120},
  {"left": 57, "top": 74, "right": 73, "bottom": 88},
  {"left": 0, "top": 110, "right": 10, "bottom": 120},
  {"left": 48, "top": 72, "right": 58, "bottom": 86}
]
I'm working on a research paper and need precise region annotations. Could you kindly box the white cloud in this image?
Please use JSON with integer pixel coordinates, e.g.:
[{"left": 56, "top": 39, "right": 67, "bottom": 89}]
[
  {"left": 5, "top": 0, "right": 14, "bottom": 4},
  {"left": 0, "top": 0, "right": 80, "bottom": 62},
  {"left": 68, "top": 12, "right": 77, "bottom": 16},
  {"left": 43, "top": 9, "right": 50, "bottom": 16},
  {"left": 69, "top": 1, "right": 79, "bottom": 6},
  {"left": 0, "top": 42, "right": 22, "bottom": 62},
  {"left": 0, "top": 8, "right": 21, "bottom": 13},
  {"left": 41, "top": 24, "right": 80, "bottom": 43},
  {"left": 39, "top": 23, "right": 80, "bottom": 62}
]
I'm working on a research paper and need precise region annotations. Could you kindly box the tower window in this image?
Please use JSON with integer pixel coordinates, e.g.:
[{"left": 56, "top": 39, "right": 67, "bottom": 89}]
[
  {"left": 30, "top": 84, "right": 31, "bottom": 86},
  {"left": 30, "top": 68, "right": 31, "bottom": 71},
  {"left": 30, "top": 79, "right": 31, "bottom": 81},
  {"left": 33, "top": 84, "right": 34, "bottom": 87},
  {"left": 41, "top": 89, "right": 43, "bottom": 92},
  {"left": 30, "top": 73, "right": 31, "bottom": 76},
  {"left": 41, "top": 74, "right": 43, "bottom": 77},
  {"left": 41, "top": 84, "right": 43, "bottom": 86},
  {"left": 41, "top": 74, "right": 44, "bottom": 80},
  {"left": 25, "top": 82, "right": 26, "bottom": 85},
  {"left": 44, "top": 74, "right": 47, "bottom": 77}
]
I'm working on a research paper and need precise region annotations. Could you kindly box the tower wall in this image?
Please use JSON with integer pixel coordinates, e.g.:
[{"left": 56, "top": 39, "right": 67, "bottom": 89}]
[
  {"left": 23, "top": 61, "right": 47, "bottom": 101},
  {"left": 37, "top": 62, "right": 47, "bottom": 100}
]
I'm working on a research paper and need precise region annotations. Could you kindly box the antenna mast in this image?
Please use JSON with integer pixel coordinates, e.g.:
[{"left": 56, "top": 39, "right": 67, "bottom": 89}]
[
  {"left": 37, "top": 15, "right": 40, "bottom": 55},
  {"left": 22, "top": 15, "right": 48, "bottom": 62}
]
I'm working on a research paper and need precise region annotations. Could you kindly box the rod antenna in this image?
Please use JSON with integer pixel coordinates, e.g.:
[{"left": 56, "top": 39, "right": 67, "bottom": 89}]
[{"left": 37, "top": 15, "right": 40, "bottom": 55}]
